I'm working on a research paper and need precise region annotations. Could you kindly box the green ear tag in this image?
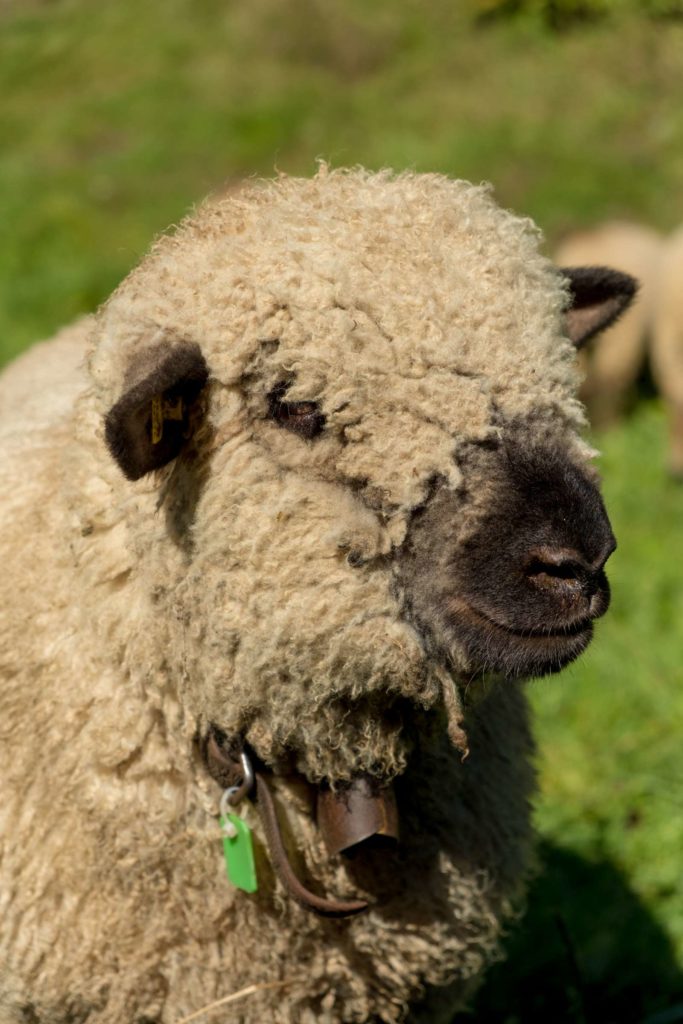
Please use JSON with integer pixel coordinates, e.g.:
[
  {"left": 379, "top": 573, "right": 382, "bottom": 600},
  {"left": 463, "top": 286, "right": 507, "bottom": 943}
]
[{"left": 220, "top": 813, "right": 258, "bottom": 893}]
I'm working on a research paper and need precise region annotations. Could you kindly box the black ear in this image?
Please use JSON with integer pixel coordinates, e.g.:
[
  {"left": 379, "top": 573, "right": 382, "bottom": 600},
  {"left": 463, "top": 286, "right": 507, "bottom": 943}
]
[
  {"left": 105, "top": 342, "right": 209, "bottom": 480},
  {"left": 560, "top": 266, "right": 638, "bottom": 350}
]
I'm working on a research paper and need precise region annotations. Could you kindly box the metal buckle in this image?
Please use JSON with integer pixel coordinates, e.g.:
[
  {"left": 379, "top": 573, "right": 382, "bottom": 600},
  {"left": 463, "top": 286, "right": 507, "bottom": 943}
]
[{"left": 220, "top": 749, "right": 255, "bottom": 811}]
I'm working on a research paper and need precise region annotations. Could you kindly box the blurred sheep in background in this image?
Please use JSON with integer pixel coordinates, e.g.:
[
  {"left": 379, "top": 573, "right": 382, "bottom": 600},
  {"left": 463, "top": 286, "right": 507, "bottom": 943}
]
[
  {"left": 554, "top": 221, "right": 664, "bottom": 430},
  {"left": 652, "top": 224, "right": 683, "bottom": 480},
  {"left": 556, "top": 221, "right": 683, "bottom": 479}
]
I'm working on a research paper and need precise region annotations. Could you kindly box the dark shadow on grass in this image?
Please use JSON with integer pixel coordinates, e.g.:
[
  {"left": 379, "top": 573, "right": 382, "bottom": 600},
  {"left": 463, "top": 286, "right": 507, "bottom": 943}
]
[{"left": 453, "top": 840, "right": 683, "bottom": 1024}]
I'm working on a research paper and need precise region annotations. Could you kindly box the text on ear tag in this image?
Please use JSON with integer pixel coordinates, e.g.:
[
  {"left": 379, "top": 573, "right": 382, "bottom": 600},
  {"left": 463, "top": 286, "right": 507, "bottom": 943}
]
[
  {"left": 151, "top": 395, "right": 185, "bottom": 445},
  {"left": 151, "top": 396, "right": 163, "bottom": 444}
]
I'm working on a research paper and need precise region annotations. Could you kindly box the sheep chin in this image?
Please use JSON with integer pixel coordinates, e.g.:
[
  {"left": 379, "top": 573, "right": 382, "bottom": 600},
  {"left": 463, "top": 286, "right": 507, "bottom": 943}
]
[{"left": 445, "top": 600, "right": 595, "bottom": 680}]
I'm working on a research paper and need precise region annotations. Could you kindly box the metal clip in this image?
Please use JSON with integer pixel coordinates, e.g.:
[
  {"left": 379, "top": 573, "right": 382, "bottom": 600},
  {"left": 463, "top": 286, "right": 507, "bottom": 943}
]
[{"left": 220, "top": 749, "right": 255, "bottom": 808}]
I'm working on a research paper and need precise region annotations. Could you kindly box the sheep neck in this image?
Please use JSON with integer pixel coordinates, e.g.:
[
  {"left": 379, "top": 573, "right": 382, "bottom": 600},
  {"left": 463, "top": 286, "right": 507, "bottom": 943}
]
[{"left": 204, "top": 729, "right": 399, "bottom": 917}]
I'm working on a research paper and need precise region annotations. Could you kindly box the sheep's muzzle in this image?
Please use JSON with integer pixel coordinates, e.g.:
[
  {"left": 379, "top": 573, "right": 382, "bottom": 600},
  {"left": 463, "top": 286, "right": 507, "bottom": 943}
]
[{"left": 397, "top": 434, "right": 616, "bottom": 679}]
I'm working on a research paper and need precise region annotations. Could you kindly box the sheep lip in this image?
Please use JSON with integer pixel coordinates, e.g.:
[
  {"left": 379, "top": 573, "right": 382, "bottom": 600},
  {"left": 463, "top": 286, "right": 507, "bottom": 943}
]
[
  {"left": 461, "top": 602, "right": 593, "bottom": 640},
  {"left": 444, "top": 598, "right": 596, "bottom": 679}
]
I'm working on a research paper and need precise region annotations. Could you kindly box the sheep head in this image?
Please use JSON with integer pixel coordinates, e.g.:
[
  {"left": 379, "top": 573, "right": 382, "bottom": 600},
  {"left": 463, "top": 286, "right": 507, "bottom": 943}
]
[{"left": 93, "top": 168, "right": 634, "bottom": 785}]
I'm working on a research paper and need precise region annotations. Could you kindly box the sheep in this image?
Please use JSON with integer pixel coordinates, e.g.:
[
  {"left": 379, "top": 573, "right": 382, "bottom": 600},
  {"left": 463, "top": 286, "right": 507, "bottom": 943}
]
[
  {"left": 0, "top": 167, "right": 635, "bottom": 1024},
  {"left": 651, "top": 223, "right": 683, "bottom": 479},
  {"left": 554, "top": 220, "right": 664, "bottom": 430}
]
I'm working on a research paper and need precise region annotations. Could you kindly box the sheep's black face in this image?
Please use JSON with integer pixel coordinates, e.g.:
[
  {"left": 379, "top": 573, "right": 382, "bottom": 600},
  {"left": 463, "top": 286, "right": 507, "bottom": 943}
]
[{"left": 396, "top": 432, "right": 616, "bottom": 680}]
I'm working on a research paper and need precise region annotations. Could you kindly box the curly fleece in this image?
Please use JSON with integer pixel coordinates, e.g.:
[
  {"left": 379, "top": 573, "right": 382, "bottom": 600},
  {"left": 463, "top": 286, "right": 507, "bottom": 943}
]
[{"left": 1, "top": 168, "right": 588, "bottom": 1023}]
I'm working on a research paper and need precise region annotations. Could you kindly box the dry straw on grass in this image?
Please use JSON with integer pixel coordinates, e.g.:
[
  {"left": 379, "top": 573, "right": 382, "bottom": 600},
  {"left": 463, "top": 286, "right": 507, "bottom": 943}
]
[{"left": 175, "top": 979, "right": 298, "bottom": 1023}]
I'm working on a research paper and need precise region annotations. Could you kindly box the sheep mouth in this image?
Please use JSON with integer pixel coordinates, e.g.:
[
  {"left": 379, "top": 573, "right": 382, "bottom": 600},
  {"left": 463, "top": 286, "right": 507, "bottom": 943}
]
[{"left": 445, "top": 599, "right": 595, "bottom": 679}]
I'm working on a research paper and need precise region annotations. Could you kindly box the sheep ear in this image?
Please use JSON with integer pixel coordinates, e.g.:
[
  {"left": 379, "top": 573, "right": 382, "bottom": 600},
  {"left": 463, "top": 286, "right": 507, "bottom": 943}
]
[
  {"left": 561, "top": 266, "right": 638, "bottom": 350},
  {"left": 105, "top": 342, "right": 209, "bottom": 480}
]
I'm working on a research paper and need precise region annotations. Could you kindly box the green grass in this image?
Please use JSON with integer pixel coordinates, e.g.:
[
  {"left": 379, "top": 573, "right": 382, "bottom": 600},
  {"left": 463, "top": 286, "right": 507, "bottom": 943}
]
[
  {"left": 3, "top": 2, "right": 683, "bottom": 1018},
  {"left": 2, "top": 1, "right": 683, "bottom": 362},
  {"left": 461, "top": 402, "right": 683, "bottom": 1022}
]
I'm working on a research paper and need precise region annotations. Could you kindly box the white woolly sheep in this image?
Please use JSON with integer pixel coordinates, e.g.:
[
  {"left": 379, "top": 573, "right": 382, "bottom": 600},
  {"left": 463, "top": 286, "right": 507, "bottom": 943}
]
[
  {"left": 652, "top": 223, "right": 683, "bottom": 478},
  {"left": 554, "top": 220, "right": 663, "bottom": 429},
  {"left": 0, "top": 168, "right": 635, "bottom": 1024}
]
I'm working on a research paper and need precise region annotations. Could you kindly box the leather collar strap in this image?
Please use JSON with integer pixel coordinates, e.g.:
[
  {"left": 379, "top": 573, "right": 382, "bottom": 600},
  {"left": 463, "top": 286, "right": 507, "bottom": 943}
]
[{"left": 204, "top": 731, "right": 369, "bottom": 918}]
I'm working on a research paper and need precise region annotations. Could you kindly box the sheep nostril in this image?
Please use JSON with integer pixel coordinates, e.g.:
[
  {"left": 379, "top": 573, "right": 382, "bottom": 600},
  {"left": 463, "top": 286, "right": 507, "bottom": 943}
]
[
  {"left": 526, "top": 561, "right": 581, "bottom": 591},
  {"left": 523, "top": 548, "right": 589, "bottom": 595}
]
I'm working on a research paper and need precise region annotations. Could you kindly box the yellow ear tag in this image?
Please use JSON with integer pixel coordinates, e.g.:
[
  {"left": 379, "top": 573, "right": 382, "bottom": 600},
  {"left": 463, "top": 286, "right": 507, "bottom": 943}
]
[
  {"left": 162, "top": 396, "right": 184, "bottom": 421},
  {"left": 151, "top": 395, "right": 164, "bottom": 445},
  {"left": 151, "top": 395, "right": 184, "bottom": 445}
]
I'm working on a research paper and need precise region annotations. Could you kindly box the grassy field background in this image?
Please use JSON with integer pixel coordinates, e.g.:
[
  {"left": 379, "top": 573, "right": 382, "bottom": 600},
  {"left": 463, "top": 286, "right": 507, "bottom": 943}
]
[{"left": 2, "top": 2, "right": 683, "bottom": 1020}]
